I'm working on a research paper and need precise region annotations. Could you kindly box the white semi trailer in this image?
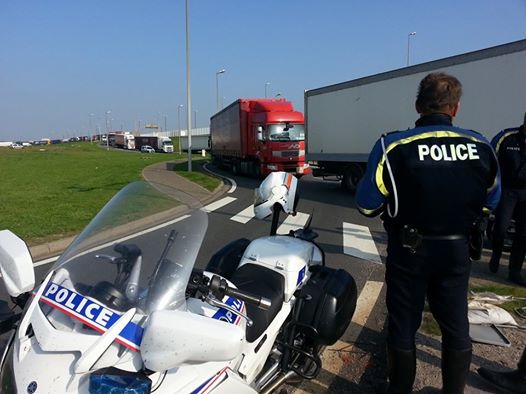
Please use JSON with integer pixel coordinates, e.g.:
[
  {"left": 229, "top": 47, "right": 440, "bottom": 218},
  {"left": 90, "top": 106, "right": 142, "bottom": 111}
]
[{"left": 305, "top": 39, "right": 526, "bottom": 191}]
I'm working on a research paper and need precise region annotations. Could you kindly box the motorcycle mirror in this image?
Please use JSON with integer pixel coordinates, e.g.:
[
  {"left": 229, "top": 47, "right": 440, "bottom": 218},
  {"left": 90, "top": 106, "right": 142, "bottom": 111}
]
[{"left": 0, "top": 230, "right": 35, "bottom": 297}]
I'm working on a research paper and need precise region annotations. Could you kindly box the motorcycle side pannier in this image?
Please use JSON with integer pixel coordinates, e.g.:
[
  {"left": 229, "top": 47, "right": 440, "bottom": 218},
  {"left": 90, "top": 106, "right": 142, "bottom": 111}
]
[{"left": 296, "top": 266, "right": 357, "bottom": 345}]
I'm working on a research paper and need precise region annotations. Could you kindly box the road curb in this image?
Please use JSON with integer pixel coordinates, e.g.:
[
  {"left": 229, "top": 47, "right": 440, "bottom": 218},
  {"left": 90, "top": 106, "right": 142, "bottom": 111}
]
[{"left": 29, "top": 159, "right": 230, "bottom": 263}]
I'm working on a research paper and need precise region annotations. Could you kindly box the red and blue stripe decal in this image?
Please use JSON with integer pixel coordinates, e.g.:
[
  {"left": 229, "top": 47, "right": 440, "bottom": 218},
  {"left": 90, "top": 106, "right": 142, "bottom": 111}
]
[
  {"left": 211, "top": 296, "right": 246, "bottom": 326},
  {"left": 190, "top": 367, "right": 229, "bottom": 394},
  {"left": 39, "top": 282, "right": 143, "bottom": 352},
  {"left": 297, "top": 265, "right": 306, "bottom": 285}
]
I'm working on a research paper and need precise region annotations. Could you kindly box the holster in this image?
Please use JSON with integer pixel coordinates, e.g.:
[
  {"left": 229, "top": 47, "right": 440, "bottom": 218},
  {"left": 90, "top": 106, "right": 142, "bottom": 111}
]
[
  {"left": 400, "top": 225, "right": 422, "bottom": 253},
  {"left": 468, "top": 217, "right": 487, "bottom": 261}
]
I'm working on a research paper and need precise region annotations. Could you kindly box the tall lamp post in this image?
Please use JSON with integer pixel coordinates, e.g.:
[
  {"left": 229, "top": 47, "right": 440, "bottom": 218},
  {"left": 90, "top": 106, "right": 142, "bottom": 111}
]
[
  {"left": 265, "top": 82, "right": 270, "bottom": 98},
  {"left": 177, "top": 104, "right": 183, "bottom": 154},
  {"left": 164, "top": 115, "right": 167, "bottom": 134},
  {"left": 407, "top": 31, "right": 416, "bottom": 66},
  {"left": 193, "top": 110, "right": 197, "bottom": 128},
  {"left": 105, "top": 110, "right": 111, "bottom": 150},
  {"left": 186, "top": 0, "right": 194, "bottom": 171},
  {"left": 89, "top": 113, "right": 94, "bottom": 142},
  {"left": 216, "top": 68, "right": 226, "bottom": 112}
]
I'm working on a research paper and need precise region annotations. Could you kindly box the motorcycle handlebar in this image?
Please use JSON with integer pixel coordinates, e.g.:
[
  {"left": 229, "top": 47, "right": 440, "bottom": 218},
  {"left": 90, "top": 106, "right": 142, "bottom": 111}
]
[{"left": 224, "top": 286, "right": 272, "bottom": 311}]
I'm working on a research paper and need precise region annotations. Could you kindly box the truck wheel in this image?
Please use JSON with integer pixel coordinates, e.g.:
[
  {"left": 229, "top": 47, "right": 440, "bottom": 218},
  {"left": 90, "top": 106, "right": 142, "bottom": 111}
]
[
  {"left": 342, "top": 164, "right": 363, "bottom": 192},
  {"left": 249, "top": 161, "right": 261, "bottom": 178},
  {"left": 232, "top": 161, "right": 240, "bottom": 175}
]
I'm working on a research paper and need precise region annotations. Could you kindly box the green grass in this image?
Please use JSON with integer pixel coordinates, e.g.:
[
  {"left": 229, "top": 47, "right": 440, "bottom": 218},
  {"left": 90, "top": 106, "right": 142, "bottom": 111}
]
[
  {"left": 0, "top": 142, "right": 187, "bottom": 244},
  {"left": 173, "top": 159, "right": 221, "bottom": 192},
  {"left": 470, "top": 283, "right": 526, "bottom": 314},
  {"left": 420, "top": 283, "right": 526, "bottom": 337}
]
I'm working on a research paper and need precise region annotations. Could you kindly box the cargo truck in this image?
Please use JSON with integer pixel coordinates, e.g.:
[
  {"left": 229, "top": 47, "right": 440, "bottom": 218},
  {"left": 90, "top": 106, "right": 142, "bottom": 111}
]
[
  {"left": 135, "top": 136, "right": 174, "bottom": 153},
  {"left": 181, "top": 135, "right": 210, "bottom": 152},
  {"left": 113, "top": 133, "right": 135, "bottom": 150},
  {"left": 305, "top": 39, "right": 526, "bottom": 191},
  {"left": 210, "top": 98, "right": 310, "bottom": 177}
]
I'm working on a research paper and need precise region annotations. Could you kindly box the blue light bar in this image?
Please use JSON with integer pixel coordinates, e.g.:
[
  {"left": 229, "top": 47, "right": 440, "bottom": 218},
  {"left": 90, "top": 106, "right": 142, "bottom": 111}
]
[{"left": 89, "top": 368, "right": 152, "bottom": 394}]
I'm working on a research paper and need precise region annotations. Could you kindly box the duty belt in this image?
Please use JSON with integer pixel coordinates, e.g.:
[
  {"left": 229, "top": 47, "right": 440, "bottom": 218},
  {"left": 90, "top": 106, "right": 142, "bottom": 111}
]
[
  {"left": 421, "top": 234, "right": 466, "bottom": 241},
  {"left": 400, "top": 225, "right": 466, "bottom": 253}
]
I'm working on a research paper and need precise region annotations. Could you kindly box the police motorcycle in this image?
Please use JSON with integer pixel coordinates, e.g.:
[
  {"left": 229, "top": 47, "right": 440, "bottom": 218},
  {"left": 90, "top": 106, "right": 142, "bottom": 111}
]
[{"left": 0, "top": 172, "right": 357, "bottom": 393}]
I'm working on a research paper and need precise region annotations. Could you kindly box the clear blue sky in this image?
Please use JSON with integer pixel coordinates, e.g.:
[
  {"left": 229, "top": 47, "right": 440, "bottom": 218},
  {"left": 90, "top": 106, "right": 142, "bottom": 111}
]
[{"left": 1, "top": 0, "right": 525, "bottom": 141}]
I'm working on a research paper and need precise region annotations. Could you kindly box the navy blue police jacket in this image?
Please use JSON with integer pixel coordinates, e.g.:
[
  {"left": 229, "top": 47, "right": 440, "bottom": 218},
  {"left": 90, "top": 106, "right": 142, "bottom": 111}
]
[
  {"left": 356, "top": 113, "right": 501, "bottom": 235},
  {"left": 491, "top": 126, "right": 526, "bottom": 189}
]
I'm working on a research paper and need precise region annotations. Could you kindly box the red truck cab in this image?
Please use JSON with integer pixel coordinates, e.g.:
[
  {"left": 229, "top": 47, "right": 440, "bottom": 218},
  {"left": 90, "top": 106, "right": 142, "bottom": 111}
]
[{"left": 211, "top": 99, "right": 310, "bottom": 177}]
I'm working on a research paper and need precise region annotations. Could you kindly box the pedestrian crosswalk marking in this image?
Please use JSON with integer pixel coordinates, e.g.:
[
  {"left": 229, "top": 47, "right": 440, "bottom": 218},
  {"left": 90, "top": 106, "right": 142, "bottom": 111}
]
[
  {"left": 277, "top": 212, "right": 311, "bottom": 235},
  {"left": 342, "top": 222, "right": 382, "bottom": 264},
  {"left": 202, "top": 197, "right": 237, "bottom": 213},
  {"left": 230, "top": 205, "right": 255, "bottom": 224}
]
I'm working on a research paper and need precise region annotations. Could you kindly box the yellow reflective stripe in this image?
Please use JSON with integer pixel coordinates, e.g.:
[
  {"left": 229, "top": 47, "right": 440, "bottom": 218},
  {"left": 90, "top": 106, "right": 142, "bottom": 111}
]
[
  {"left": 482, "top": 207, "right": 491, "bottom": 215},
  {"left": 495, "top": 130, "right": 519, "bottom": 154},
  {"left": 487, "top": 172, "right": 499, "bottom": 192},
  {"left": 375, "top": 131, "right": 486, "bottom": 196},
  {"left": 358, "top": 206, "right": 380, "bottom": 216}
]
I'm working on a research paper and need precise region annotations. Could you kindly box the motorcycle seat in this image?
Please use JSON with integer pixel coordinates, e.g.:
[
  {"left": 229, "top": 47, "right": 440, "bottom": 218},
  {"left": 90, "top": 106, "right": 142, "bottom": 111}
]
[{"left": 230, "top": 263, "right": 284, "bottom": 343}]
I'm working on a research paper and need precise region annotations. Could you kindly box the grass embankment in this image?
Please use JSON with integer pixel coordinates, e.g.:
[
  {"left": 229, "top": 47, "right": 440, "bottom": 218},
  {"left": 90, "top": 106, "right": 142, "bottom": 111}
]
[
  {"left": 421, "top": 283, "right": 526, "bottom": 336},
  {"left": 0, "top": 143, "right": 214, "bottom": 244},
  {"left": 173, "top": 159, "right": 220, "bottom": 192}
]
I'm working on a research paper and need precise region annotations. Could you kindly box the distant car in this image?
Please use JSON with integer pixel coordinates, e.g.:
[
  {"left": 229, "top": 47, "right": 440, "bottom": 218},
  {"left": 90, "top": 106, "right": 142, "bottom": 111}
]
[
  {"left": 141, "top": 145, "right": 155, "bottom": 153},
  {"left": 9, "top": 143, "right": 23, "bottom": 149}
]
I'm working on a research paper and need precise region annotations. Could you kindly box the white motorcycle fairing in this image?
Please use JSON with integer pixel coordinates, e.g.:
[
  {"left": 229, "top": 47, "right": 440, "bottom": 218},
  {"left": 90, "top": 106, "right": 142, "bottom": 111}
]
[{"left": 0, "top": 176, "right": 357, "bottom": 394}]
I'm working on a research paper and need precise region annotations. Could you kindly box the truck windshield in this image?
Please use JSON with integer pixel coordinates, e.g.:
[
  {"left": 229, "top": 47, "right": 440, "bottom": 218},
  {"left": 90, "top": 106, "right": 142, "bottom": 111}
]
[{"left": 267, "top": 124, "right": 304, "bottom": 141}]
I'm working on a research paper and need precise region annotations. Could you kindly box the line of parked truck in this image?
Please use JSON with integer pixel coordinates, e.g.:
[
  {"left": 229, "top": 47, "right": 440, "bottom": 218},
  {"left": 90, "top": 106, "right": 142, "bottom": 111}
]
[
  {"left": 106, "top": 133, "right": 174, "bottom": 153},
  {"left": 209, "top": 39, "right": 526, "bottom": 185}
]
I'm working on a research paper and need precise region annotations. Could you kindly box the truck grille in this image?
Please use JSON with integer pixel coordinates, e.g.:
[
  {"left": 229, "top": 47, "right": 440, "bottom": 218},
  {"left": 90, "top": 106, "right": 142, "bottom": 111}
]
[{"left": 273, "top": 150, "right": 304, "bottom": 158}]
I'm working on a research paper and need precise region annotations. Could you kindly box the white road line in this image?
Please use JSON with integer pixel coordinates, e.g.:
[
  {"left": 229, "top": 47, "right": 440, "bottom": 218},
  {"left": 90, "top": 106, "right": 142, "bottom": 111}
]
[
  {"left": 202, "top": 163, "right": 237, "bottom": 193},
  {"left": 277, "top": 212, "right": 310, "bottom": 234},
  {"left": 293, "top": 280, "right": 384, "bottom": 394},
  {"left": 230, "top": 205, "right": 255, "bottom": 224},
  {"left": 342, "top": 222, "right": 382, "bottom": 264},
  {"left": 201, "top": 196, "right": 237, "bottom": 213},
  {"left": 34, "top": 255, "right": 60, "bottom": 268},
  {"left": 18, "top": 215, "right": 192, "bottom": 274}
]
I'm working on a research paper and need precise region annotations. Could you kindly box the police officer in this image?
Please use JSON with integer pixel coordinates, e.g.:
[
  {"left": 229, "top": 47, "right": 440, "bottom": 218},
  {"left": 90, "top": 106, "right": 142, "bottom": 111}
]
[
  {"left": 356, "top": 72, "right": 500, "bottom": 394},
  {"left": 488, "top": 112, "right": 526, "bottom": 286}
]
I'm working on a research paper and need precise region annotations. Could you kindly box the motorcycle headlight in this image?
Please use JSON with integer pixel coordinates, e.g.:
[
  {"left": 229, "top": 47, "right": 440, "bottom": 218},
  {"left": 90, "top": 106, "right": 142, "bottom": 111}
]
[{"left": 89, "top": 368, "right": 152, "bottom": 394}]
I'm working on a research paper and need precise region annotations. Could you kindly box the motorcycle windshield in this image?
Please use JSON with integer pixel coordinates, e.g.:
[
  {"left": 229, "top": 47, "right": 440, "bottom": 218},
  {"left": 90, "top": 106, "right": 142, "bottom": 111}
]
[{"left": 46, "top": 181, "right": 207, "bottom": 319}]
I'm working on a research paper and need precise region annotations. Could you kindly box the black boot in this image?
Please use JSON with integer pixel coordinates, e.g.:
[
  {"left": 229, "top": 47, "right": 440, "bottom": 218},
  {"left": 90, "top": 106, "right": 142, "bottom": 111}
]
[
  {"left": 477, "top": 348, "right": 526, "bottom": 393},
  {"left": 489, "top": 254, "right": 500, "bottom": 273},
  {"left": 386, "top": 346, "right": 416, "bottom": 394},
  {"left": 442, "top": 347, "right": 472, "bottom": 394},
  {"left": 509, "top": 236, "right": 526, "bottom": 286},
  {"left": 489, "top": 235, "right": 504, "bottom": 273}
]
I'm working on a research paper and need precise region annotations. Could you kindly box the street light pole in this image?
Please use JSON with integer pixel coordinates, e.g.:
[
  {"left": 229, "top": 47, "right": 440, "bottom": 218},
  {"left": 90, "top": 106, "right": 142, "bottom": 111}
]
[
  {"left": 186, "top": 0, "right": 193, "bottom": 171},
  {"left": 216, "top": 68, "right": 225, "bottom": 112},
  {"left": 105, "top": 110, "right": 111, "bottom": 150},
  {"left": 265, "top": 82, "right": 270, "bottom": 98},
  {"left": 178, "top": 104, "right": 183, "bottom": 155},
  {"left": 407, "top": 31, "right": 416, "bottom": 66},
  {"left": 164, "top": 115, "right": 167, "bottom": 134},
  {"left": 89, "top": 113, "right": 94, "bottom": 143},
  {"left": 193, "top": 110, "right": 197, "bottom": 128}
]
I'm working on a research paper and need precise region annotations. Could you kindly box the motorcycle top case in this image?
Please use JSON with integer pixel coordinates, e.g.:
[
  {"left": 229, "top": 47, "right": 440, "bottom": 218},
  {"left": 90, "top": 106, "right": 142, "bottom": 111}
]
[{"left": 297, "top": 266, "right": 357, "bottom": 345}]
